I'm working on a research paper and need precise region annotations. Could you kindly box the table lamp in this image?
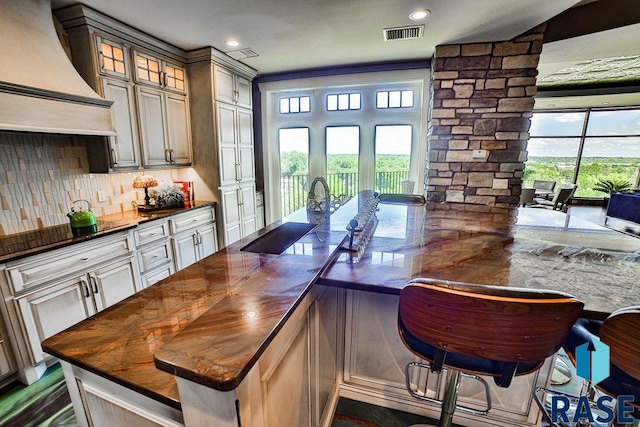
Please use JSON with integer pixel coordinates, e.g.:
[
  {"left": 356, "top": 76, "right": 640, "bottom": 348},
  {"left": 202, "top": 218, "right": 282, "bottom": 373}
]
[{"left": 132, "top": 175, "right": 158, "bottom": 206}]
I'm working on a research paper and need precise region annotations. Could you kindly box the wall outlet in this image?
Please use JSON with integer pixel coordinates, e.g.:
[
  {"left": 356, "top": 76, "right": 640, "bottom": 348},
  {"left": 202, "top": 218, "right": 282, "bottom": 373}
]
[
  {"left": 97, "top": 190, "right": 106, "bottom": 202},
  {"left": 472, "top": 149, "right": 487, "bottom": 159}
]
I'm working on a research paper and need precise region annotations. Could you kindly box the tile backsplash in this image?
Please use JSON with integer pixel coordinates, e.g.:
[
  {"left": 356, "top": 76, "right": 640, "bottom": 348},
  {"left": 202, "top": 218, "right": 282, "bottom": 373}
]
[{"left": 0, "top": 132, "right": 209, "bottom": 236}]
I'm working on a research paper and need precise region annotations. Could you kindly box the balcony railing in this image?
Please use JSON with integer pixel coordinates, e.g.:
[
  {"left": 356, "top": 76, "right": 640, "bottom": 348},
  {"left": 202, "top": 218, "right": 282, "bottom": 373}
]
[{"left": 280, "top": 171, "right": 409, "bottom": 216}]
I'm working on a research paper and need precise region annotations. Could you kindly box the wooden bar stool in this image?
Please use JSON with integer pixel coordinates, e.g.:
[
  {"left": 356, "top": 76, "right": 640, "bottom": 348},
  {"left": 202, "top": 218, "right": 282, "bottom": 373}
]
[
  {"left": 536, "top": 306, "right": 640, "bottom": 426},
  {"left": 398, "top": 278, "right": 584, "bottom": 427}
]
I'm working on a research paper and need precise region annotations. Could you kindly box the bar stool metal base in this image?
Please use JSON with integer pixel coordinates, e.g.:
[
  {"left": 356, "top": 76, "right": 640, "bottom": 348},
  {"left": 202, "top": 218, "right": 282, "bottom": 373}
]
[{"left": 405, "top": 362, "right": 492, "bottom": 426}]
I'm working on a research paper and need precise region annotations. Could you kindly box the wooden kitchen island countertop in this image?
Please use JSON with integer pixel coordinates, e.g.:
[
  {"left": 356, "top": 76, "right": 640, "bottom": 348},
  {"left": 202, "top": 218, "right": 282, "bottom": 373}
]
[{"left": 41, "top": 192, "right": 640, "bottom": 411}]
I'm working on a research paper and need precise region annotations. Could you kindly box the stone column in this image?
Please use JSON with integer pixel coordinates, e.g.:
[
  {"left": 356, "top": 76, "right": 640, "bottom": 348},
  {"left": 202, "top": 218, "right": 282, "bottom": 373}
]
[{"left": 425, "top": 25, "right": 544, "bottom": 231}]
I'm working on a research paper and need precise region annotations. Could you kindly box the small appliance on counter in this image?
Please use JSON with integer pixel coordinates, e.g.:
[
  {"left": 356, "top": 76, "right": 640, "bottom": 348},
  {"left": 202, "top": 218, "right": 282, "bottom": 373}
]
[{"left": 67, "top": 199, "right": 98, "bottom": 236}]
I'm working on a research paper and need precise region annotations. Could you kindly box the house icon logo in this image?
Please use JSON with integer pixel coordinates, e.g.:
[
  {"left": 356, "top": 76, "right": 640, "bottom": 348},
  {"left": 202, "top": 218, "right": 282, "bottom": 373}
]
[{"left": 575, "top": 337, "right": 610, "bottom": 385}]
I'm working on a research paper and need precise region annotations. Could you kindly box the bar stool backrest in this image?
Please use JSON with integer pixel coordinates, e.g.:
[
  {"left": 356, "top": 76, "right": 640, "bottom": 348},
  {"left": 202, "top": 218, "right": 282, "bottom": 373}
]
[
  {"left": 600, "top": 306, "right": 640, "bottom": 381},
  {"left": 399, "top": 279, "right": 584, "bottom": 365}
]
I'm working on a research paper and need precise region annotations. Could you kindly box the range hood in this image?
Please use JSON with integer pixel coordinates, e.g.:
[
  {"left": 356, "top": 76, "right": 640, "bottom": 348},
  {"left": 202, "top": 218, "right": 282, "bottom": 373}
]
[{"left": 0, "top": 0, "right": 114, "bottom": 136}]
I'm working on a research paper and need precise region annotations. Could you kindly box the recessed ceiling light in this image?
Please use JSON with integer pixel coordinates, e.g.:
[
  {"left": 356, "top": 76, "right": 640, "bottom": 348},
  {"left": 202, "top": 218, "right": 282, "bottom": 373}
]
[
  {"left": 548, "top": 103, "right": 556, "bottom": 108},
  {"left": 225, "top": 39, "right": 241, "bottom": 48},
  {"left": 409, "top": 8, "right": 431, "bottom": 21},
  {"left": 601, "top": 101, "right": 610, "bottom": 105}
]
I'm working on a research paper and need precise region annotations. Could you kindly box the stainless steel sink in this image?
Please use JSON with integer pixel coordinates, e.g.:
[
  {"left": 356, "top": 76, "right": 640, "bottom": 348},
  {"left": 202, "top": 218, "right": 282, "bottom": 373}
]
[
  {"left": 240, "top": 222, "right": 317, "bottom": 254},
  {"left": 378, "top": 194, "right": 426, "bottom": 205}
]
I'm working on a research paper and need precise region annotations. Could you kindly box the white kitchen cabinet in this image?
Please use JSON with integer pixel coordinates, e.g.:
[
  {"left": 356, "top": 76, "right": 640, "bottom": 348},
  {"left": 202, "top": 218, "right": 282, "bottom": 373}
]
[
  {"left": 186, "top": 49, "right": 257, "bottom": 248},
  {"left": 173, "top": 223, "right": 217, "bottom": 271},
  {"left": 134, "top": 49, "right": 187, "bottom": 94},
  {"left": 96, "top": 36, "right": 131, "bottom": 80},
  {"left": 133, "top": 219, "right": 175, "bottom": 288},
  {"left": 214, "top": 65, "right": 252, "bottom": 109},
  {"left": 16, "top": 275, "right": 95, "bottom": 366},
  {"left": 101, "top": 77, "right": 141, "bottom": 170},
  {"left": 137, "top": 86, "right": 192, "bottom": 167},
  {"left": 220, "top": 183, "right": 257, "bottom": 246},
  {"left": 255, "top": 191, "right": 265, "bottom": 230},
  {"left": 0, "top": 232, "right": 139, "bottom": 384},
  {"left": 61, "top": 362, "right": 184, "bottom": 427},
  {"left": 5, "top": 233, "right": 132, "bottom": 294},
  {"left": 56, "top": 6, "right": 193, "bottom": 172},
  {"left": 140, "top": 264, "right": 174, "bottom": 289},
  {"left": 170, "top": 207, "right": 218, "bottom": 271},
  {"left": 90, "top": 257, "right": 139, "bottom": 311},
  {"left": 216, "top": 102, "right": 257, "bottom": 246},
  {"left": 216, "top": 104, "right": 255, "bottom": 186},
  {"left": 15, "top": 256, "right": 138, "bottom": 366},
  {"left": 0, "top": 310, "right": 16, "bottom": 384}
]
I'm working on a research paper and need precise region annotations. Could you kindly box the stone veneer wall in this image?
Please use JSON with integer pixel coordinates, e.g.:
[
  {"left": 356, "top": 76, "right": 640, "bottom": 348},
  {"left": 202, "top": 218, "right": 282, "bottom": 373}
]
[
  {"left": 0, "top": 132, "right": 207, "bottom": 236},
  {"left": 425, "top": 25, "right": 544, "bottom": 232}
]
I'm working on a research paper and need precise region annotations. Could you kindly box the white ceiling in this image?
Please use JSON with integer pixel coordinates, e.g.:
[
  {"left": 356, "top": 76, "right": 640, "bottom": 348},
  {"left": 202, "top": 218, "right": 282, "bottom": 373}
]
[{"left": 51, "top": 0, "right": 581, "bottom": 75}]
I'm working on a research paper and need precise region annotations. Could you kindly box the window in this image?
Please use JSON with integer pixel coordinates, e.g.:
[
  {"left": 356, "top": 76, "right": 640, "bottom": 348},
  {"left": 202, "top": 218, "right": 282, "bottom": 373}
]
[
  {"left": 263, "top": 69, "right": 427, "bottom": 221},
  {"left": 526, "top": 109, "right": 640, "bottom": 197},
  {"left": 375, "top": 125, "right": 412, "bottom": 193},
  {"left": 526, "top": 112, "right": 584, "bottom": 190},
  {"left": 326, "top": 126, "right": 360, "bottom": 197},
  {"left": 279, "top": 96, "right": 311, "bottom": 114},
  {"left": 376, "top": 90, "right": 413, "bottom": 108},
  {"left": 279, "top": 128, "right": 309, "bottom": 216},
  {"left": 327, "top": 93, "right": 361, "bottom": 111}
]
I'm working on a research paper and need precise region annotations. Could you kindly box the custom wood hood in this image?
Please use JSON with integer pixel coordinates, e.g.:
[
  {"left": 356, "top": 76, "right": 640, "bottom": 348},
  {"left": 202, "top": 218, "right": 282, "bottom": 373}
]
[{"left": 0, "top": 0, "right": 114, "bottom": 135}]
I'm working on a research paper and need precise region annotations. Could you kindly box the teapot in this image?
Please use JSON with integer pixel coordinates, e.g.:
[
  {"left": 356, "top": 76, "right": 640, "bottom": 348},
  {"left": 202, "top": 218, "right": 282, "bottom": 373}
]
[{"left": 67, "top": 200, "right": 97, "bottom": 236}]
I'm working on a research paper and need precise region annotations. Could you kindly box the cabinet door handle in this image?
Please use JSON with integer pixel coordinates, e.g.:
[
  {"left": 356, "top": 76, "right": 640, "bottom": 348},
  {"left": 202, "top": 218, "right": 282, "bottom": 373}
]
[
  {"left": 195, "top": 230, "right": 201, "bottom": 245},
  {"left": 169, "top": 148, "right": 175, "bottom": 163},
  {"left": 81, "top": 280, "right": 90, "bottom": 298},
  {"left": 90, "top": 276, "right": 99, "bottom": 294},
  {"left": 111, "top": 148, "right": 118, "bottom": 166},
  {"left": 165, "top": 148, "right": 171, "bottom": 163},
  {"left": 237, "top": 188, "right": 243, "bottom": 206},
  {"left": 236, "top": 164, "right": 241, "bottom": 181}
]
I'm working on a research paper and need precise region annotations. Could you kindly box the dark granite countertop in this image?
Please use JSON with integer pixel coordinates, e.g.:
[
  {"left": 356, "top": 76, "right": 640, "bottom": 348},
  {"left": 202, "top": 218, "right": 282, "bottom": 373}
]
[
  {"left": 41, "top": 193, "right": 640, "bottom": 409},
  {"left": 0, "top": 201, "right": 216, "bottom": 263}
]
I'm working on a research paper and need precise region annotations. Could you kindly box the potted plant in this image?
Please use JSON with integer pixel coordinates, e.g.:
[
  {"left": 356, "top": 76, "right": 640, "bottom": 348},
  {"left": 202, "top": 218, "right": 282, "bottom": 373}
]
[{"left": 592, "top": 177, "right": 633, "bottom": 208}]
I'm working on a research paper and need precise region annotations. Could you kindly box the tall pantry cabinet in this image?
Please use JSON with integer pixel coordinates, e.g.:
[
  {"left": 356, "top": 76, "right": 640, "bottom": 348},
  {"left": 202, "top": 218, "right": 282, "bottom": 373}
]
[{"left": 187, "top": 49, "right": 258, "bottom": 247}]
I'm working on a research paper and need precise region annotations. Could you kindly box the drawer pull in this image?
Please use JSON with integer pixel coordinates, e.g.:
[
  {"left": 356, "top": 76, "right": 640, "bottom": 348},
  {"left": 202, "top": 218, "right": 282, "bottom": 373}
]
[
  {"left": 150, "top": 232, "right": 156, "bottom": 236},
  {"left": 153, "top": 255, "right": 159, "bottom": 259},
  {"left": 81, "top": 257, "right": 89, "bottom": 262}
]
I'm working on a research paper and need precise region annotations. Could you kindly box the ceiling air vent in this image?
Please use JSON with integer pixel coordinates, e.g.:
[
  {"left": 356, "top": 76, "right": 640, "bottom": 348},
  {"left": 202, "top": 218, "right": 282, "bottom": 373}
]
[
  {"left": 226, "top": 48, "right": 260, "bottom": 60},
  {"left": 383, "top": 25, "right": 424, "bottom": 41}
]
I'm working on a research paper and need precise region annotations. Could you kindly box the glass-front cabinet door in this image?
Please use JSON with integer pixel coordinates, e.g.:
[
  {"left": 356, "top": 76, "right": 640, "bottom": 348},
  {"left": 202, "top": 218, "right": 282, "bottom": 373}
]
[
  {"left": 134, "top": 49, "right": 187, "bottom": 94},
  {"left": 96, "top": 36, "right": 129, "bottom": 79}
]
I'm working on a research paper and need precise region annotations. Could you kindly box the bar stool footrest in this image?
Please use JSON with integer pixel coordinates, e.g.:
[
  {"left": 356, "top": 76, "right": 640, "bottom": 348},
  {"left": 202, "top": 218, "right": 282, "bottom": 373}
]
[{"left": 405, "top": 362, "right": 492, "bottom": 416}]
